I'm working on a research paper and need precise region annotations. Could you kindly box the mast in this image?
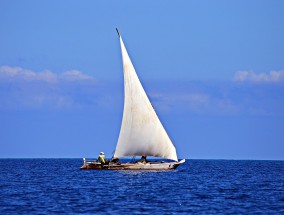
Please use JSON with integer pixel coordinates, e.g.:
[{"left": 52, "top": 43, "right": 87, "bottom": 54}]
[{"left": 116, "top": 28, "right": 120, "bottom": 37}]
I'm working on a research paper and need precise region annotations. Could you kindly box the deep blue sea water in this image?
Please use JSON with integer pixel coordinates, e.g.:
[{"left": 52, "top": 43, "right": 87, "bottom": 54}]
[{"left": 0, "top": 159, "right": 283, "bottom": 214}]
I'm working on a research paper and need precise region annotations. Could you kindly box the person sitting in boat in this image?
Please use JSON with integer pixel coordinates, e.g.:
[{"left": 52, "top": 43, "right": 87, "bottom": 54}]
[
  {"left": 97, "top": 152, "right": 106, "bottom": 165},
  {"left": 137, "top": 155, "right": 147, "bottom": 164}
]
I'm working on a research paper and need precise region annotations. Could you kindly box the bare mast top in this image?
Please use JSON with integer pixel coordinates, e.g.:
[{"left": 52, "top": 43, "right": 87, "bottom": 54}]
[{"left": 116, "top": 28, "right": 120, "bottom": 37}]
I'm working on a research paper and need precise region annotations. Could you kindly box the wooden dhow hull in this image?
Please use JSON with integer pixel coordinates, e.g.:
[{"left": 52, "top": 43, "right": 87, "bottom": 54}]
[{"left": 80, "top": 159, "right": 185, "bottom": 170}]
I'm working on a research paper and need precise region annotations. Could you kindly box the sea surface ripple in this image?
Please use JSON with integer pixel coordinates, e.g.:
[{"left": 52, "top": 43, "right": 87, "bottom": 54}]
[{"left": 0, "top": 159, "right": 283, "bottom": 214}]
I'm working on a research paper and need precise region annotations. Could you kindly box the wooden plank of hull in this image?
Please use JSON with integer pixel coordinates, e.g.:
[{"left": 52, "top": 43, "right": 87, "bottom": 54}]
[{"left": 80, "top": 159, "right": 185, "bottom": 170}]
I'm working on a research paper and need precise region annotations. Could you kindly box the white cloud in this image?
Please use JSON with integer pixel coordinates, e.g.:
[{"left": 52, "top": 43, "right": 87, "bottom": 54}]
[
  {"left": 0, "top": 66, "right": 95, "bottom": 83},
  {"left": 60, "top": 70, "right": 94, "bottom": 81},
  {"left": 234, "top": 70, "right": 284, "bottom": 83},
  {"left": 0, "top": 66, "right": 56, "bottom": 82}
]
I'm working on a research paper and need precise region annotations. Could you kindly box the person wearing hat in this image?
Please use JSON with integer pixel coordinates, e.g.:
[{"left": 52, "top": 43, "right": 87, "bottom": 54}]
[{"left": 97, "top": 152, "right": 106, "bottom": 165}]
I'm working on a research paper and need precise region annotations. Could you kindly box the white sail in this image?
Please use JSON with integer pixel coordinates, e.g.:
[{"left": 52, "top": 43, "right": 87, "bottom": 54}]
[{"left": 114, "top": 35, "right": 178, "bottom": 161}]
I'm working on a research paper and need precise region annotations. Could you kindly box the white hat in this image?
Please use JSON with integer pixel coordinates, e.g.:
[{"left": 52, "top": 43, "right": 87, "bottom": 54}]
[{"left": 100, "top": 152, "right": 104, "bottom": 155}]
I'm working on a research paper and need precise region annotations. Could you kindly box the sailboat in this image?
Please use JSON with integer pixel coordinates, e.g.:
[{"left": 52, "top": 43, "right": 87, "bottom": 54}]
[{"left": 80, "top": 29, "right": 185, "bottom": 170}]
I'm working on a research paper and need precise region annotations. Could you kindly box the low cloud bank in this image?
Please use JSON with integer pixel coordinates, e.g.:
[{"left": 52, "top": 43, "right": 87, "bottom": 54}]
[
  {"left": 1, "top": 66, "right": 284, "bottom": 117},
  {"left": 149, "top": 77, "right": 284, "bottom": 116},
  {"left": 0, "top": 66, "right": 97, "bottom": 110}
]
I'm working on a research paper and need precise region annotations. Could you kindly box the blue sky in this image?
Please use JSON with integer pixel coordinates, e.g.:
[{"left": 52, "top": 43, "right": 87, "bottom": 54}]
[{"left": 0, "top": 0, "right": 284, "bottom": 159}]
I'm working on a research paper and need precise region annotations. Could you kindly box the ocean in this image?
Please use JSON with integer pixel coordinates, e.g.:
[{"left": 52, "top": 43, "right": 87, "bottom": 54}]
[{"left": 0, "top": 159, "right": 283, "bottom": 214}]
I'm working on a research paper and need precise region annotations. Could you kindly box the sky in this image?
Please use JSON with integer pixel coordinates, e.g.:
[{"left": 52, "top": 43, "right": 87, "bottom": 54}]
[{"left": 0, "top": 0, "right": 284, "bottom": 160}]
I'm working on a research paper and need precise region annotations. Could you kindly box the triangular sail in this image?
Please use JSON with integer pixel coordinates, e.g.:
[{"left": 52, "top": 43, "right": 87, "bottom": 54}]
[{"left": 114, "top": 34, "right": 178, "bottom": 161}]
